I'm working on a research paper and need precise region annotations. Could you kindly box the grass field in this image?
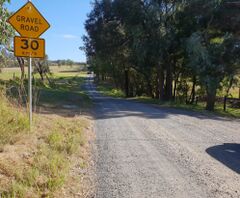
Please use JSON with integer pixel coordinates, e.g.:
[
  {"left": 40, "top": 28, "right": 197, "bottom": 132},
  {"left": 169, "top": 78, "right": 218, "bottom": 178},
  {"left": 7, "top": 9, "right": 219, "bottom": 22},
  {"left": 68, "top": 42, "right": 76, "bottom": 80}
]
[
  {"left": 0, "top": 65, "right": 84, "bottom": 80},
  {"left": 0, "top": 66, "right": 94, "bottom": 197},
  {"left": 38, "top": 71, "right": 92, "bottom": 113}
]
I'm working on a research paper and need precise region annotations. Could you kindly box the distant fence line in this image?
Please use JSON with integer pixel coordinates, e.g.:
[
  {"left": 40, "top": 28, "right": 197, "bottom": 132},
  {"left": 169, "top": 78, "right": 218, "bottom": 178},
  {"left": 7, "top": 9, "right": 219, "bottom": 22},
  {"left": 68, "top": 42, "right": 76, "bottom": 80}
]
[
  {"left": 223, "top": 97, "right": 240, "bottom": 111},
  {"left": 195, "top": 96, "right": 240, "bottom": 111}
]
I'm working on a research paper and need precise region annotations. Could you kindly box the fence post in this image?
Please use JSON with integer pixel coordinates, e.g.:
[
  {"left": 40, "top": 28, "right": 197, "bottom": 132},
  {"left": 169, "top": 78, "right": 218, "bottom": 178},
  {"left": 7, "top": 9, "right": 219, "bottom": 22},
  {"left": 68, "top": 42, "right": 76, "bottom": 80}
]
[
  {"left": 224, "top": 96, "right": 227, "bottom": 111},
  {"left": 195, "top": 96, "right": 199, "bottom": 105}
]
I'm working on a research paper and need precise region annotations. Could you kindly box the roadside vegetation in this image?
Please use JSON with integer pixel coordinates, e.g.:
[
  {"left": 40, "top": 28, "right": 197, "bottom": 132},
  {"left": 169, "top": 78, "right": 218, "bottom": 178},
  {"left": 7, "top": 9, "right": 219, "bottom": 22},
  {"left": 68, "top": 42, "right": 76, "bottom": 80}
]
[
  {"left": 0, "top": 1, "right": 94, "bottom": 196},
  {"left": 0, "top": 114, "right": 89, "bottom": 197},
  {"left": 84, "top": 0, "right": 240, "bottom": 113},
  {"left": 0, "top": 66, "right": 93, "bottom": 197},
  {"left": 97, "top": 82, "right": 125, "bottom": 98},
  {"left": 0, "top": 91, "right": 29, "bottom": 148},
  {"left": 97, "top": 82, "right": 240, "bottom": 118}
]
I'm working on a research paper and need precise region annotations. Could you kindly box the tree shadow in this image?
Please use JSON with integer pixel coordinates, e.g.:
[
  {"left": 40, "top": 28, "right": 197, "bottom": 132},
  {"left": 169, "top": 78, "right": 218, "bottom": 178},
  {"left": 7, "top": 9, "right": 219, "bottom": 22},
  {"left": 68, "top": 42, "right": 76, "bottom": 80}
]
[
  {"left": 84, "top": 77, "right": 240, "bottom": 122},
  {"left": 206, "top": 143, "right": 240, "bottom": 174},
  {"left": 91, "top": 94, "right": 238, "bottom": 122},
  {"left": 35, "top": 76, "right": 92, "bottom": 118}
]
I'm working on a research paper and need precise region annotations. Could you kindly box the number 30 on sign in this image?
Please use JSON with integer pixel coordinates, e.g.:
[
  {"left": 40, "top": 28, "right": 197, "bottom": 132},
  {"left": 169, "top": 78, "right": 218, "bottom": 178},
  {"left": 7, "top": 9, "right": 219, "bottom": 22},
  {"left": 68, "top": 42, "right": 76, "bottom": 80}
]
[{"left": 14, "top": 36, "right": 45, "bottom": 58}]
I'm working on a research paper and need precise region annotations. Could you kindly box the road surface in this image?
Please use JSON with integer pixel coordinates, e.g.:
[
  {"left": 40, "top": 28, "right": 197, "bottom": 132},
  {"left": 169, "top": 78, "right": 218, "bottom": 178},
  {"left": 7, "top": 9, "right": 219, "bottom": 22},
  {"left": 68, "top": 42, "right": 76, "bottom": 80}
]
[{"left": 85, "top": 77, "right": 240, "bottom": 198}]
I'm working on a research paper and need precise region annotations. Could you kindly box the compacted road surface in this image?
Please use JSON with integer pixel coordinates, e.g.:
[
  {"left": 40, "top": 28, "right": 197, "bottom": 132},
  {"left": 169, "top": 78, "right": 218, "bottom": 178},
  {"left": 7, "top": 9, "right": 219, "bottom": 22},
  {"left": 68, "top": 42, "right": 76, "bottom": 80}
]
[{"left": 86, "top": 77, "right": 240, "bottom": 198}]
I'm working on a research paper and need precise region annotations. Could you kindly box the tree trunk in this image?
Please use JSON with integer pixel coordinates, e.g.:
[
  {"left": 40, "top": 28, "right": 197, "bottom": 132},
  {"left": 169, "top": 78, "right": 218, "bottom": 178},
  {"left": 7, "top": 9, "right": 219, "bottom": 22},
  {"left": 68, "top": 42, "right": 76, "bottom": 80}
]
[
  {"left": 96, "top": 72, "right": 100, "bottom": 82},
  {"left": 45, "top": 73, "right": 53, "bottom": 86},
  {"left": 165, "top": 64, "right": 173, "bottom": 101},
  {"left": 147, "top": 81, "right": 154, "bottom": 98},
  {"left": 17, "top": 57, "right": 25, "bottom": 80},
  {"left": 206, "top": 89, "right": 217, "bottom": 111},
  {"left": 125, "top": 69, "right": 129, "bottom": 97},
  {"left": 142, "top": 72, "right": 154, "bottom": 98},
  {"left": 173, "top": 73, "right": 180, "bottom": 101},
  {"left": 189, "top": 76, "right": 196, "bottom": 104},
  {"left": 156, "top": 71, "right": 160, "bottom": 99},
  {"left": 129, "top": 83, "right": 134, "bottom": 97},
  {"left": 37, "top": 67, "right": 44, "bottom": 81},
  {"left": 158, "top": 66, "right": 165, "bottom": 100},
  {"left": 225, "top": 77, "right": 234, "bottom": 97}
]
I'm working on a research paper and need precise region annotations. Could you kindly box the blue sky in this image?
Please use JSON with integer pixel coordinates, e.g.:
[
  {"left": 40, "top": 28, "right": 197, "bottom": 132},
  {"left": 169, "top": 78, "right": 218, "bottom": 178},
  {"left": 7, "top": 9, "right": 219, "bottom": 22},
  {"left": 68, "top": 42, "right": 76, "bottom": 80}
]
[{"left": 7, "top": 0, "right": 92, "bottom": 62}]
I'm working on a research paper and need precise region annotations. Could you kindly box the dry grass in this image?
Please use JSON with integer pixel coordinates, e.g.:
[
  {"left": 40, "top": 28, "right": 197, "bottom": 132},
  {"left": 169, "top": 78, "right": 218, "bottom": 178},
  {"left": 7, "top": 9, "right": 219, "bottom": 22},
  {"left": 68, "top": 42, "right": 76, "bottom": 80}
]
[
  {"left": 0, "top": 112, "right": 94, "bottom": 198},
  {"left": 0, "top": 70, "right": 95, "bottom": 197},
  {"left": 0, "top": 91, "right": 29, "bottom": 148}
]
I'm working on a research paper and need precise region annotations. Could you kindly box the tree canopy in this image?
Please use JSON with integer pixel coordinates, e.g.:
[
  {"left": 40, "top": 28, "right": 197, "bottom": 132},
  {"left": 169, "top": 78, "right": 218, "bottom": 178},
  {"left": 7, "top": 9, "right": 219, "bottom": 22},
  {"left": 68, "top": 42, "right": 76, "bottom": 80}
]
[
  {"left": 84, "top": 0, "right": 240, "bottom": 111},
  {"left": 0, "top": 0, "right": 15, "bottom": 68}
]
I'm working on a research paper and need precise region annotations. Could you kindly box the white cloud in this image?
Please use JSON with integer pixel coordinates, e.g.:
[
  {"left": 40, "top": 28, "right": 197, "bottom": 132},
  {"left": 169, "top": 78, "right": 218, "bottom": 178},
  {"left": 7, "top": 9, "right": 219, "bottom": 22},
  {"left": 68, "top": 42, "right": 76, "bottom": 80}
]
[{"left": 62, "top": 34, "right": 80, "bottom": 39}]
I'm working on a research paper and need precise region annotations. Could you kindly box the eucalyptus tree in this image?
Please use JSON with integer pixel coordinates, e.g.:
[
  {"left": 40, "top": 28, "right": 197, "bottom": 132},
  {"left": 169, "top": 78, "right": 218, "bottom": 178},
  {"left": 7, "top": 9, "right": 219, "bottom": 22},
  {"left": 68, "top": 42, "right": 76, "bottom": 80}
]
[
  {"left": 0, "top": 0, "right": 14, "bottom": 69},
  {"left": 84, "top": 0, "right": 240, "bottom": 111},
  {"left": 185, "top": 0, "right": 240, "bottom": 111}
]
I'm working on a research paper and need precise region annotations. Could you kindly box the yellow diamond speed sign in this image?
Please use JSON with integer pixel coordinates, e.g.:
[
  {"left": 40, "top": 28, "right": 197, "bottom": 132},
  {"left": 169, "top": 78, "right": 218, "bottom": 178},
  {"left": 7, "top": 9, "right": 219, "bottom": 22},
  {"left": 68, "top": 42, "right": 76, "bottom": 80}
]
[
  {"left": 8, "top": 2, "right": 50, "bottom": 38},
  {"left": 14, "top": 36, "right": 45, "bottom": 58}
]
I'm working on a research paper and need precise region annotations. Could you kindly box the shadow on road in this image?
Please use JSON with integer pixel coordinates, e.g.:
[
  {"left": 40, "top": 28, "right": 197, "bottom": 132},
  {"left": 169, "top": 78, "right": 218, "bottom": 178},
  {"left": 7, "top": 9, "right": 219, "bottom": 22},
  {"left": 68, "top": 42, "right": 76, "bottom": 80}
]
[
  {"left": 91, "top": 94, "right": 236, "bottom": 122},
  {"left": 206, "top": 143, "right": 240, "bottom": 174},
  {"left": 85, "top": 79, "right": 237, "bottom": 122}
]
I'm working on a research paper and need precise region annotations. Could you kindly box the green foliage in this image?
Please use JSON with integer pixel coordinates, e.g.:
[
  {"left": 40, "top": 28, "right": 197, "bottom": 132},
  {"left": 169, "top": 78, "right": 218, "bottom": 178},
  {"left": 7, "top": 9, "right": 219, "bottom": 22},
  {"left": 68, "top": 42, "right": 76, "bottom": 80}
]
[
  {"left": 1, "top": 117, "right": 87, "bottom": 197},
  {"left": 186, "top": 32, "right": 224, "bottom": 92},
  {"left": 97, "top": 83, "right": 125, "bottom": 98},
  {"left": 0, "top": 90, "right": 29, "bottom": 146},
  {"left": 0, "top": 0, "right": 14, "bottom": 46},
  {"left": 84, "top": 0, "right": 240, "bottom": 111},
  {"left": 0, "top": 69, "right": 89, "bottom": 197},
  {"left": 0, "top": 0, "right": 15, "bottom": 69},
  {"left": 38, "top": 73, "right": 92, "bottom": 109},
  {"left": 33, "top": 55, "right": 51, "bottom": 81}
]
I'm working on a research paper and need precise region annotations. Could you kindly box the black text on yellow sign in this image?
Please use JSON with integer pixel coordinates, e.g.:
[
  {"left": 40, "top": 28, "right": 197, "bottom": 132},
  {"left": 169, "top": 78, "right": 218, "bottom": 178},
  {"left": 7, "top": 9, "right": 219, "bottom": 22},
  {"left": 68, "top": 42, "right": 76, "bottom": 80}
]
[
  {"left": 8, "top": 2, "right": 50, "bottom": 38},
  {"left": 14, "top": 36, "right": 45, "bottom": 58}
]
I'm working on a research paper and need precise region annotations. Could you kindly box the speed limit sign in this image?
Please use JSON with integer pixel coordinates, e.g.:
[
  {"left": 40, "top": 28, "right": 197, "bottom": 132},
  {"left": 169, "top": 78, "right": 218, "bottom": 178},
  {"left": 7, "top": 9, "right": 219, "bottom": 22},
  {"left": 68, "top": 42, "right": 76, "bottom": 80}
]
[
  {"left": 14, "top": 36, "right": 45, "bottom": 58},
  {"left": 8, "top": 1, "right": 50, "bottom": 127}
]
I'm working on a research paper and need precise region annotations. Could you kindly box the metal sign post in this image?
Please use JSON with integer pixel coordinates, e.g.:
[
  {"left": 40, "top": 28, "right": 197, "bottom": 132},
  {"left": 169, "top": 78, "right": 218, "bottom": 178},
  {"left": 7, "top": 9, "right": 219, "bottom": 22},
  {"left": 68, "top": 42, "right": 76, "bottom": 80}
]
[
  {"left": 28, "top": 0, "right": 32, "bottom": 129},
  {"left": 29, "top": 54, "right": 32, "bottom": 127}
]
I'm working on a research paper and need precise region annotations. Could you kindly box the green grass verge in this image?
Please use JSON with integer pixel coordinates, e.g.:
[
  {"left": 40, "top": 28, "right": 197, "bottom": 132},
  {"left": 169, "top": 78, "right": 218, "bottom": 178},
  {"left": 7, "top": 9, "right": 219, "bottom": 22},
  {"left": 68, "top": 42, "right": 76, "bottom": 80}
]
[
  {"left": 1, "top": 117, "right": 87, "bottom": 198},
  {"left": 132, "top": 96, "right": 240, "bottom": 118},
  {"left": 0, "top": 91, "right": 29, "bottom": 148},
  {"left": 0, "top": 70, "right": 92, "bottom": 197},
  {"left": 0, "top": 71, "right": 92, "bottom": 111},
  {"left": 97, "top": 83, "right": 240, "bottom": 118},
  {"left": 97, "top": 82, "right": 125, "bottom": 98},
  {"left": 0, "top": 66, "right": 85, "bottom": 81},
  {"left": 39, "top": 73, "right": 92, "bottom": 109}
]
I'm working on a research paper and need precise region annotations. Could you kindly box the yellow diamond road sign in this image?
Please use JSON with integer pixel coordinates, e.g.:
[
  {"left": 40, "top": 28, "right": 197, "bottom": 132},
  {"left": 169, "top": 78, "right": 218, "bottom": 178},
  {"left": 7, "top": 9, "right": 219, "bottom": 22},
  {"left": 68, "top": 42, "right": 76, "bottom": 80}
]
[{"left": 8, "top": 2, "right": 50, "bottom": 38}]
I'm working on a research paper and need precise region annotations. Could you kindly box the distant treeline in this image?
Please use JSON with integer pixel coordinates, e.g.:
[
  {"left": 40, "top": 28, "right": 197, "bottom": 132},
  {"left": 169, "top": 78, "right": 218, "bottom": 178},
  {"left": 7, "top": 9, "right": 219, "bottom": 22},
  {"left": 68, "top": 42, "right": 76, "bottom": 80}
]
[
  {"left": 0, "top": 54, "right": 87, "bottom": 68},
  {"left": 49, "top": 60, "right": 87, "bottom": 66}
]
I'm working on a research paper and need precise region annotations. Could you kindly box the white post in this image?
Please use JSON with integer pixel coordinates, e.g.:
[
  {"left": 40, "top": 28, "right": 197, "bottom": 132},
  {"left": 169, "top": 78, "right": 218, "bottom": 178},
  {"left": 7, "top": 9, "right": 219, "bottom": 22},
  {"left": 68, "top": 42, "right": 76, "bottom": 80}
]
[
  {"left": 28, "top": 56, "right": 32, "bottom": 128},
  {"left": 28, "top": 0, "right": 32, "bottom": 129}
]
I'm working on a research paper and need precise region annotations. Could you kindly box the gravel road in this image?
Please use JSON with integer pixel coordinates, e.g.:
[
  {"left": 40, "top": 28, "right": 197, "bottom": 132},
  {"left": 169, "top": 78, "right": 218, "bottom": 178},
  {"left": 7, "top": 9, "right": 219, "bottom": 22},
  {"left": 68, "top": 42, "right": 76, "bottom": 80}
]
[{"left": 85, "top": 77, "right": 240, "bottom": 198}]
